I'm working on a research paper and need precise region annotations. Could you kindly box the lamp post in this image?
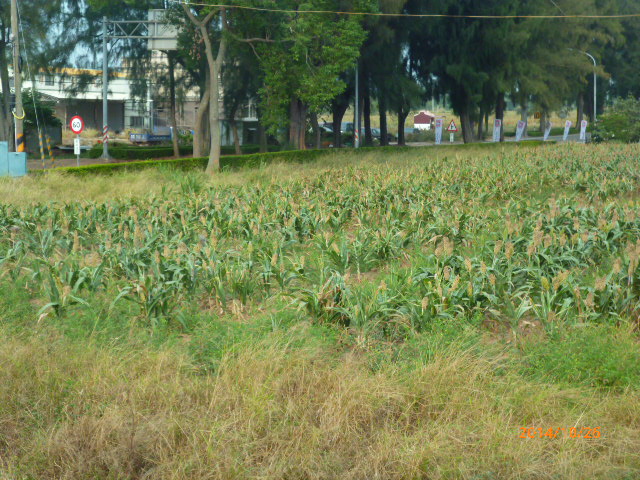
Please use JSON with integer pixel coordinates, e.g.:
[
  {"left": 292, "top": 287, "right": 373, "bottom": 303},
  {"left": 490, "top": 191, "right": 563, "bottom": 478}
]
[
  {"left": 569, "top": 49, "right": 597, "bottom": 122},
  {"left": 583, "top": 51, "right": 597, "bottom": 123}
]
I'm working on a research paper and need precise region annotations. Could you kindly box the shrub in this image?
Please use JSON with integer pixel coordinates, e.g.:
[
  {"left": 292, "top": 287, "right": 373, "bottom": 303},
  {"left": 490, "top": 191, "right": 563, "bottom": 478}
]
[
  {"left": 592, "top": 96, "right": 640, "bottom": 143},
  {"left": 54, "top": 149, "right": 328, "bottom": 176},
  {"left": 53, "top": 142, "right": 549, "bottom": 176},
  {"left": 520, "top": 326, "right": 640, "bottom": 390},
  {"left": 83, "top": 144, "right": 281, "bottom": 160},
  {"left": 406, "top": 129, "right": 436, "bottom": 142}
]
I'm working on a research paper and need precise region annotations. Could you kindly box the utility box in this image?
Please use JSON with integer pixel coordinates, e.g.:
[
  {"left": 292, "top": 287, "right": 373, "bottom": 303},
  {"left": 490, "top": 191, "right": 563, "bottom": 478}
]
[{"left": 0, "top": 141, "right": 28, "bottom": 177}]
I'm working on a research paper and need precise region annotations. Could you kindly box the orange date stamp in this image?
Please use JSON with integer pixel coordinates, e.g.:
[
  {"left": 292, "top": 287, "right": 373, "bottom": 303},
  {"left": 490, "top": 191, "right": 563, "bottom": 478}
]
[{"left": 519, "top": 427, "right": 602, "bottom": 439}]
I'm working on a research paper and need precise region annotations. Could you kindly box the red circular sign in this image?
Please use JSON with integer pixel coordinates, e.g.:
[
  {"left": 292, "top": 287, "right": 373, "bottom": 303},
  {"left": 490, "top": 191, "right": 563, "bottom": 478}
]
[{"left": 70, "top": 115, "right": 84, "bottom": 134}]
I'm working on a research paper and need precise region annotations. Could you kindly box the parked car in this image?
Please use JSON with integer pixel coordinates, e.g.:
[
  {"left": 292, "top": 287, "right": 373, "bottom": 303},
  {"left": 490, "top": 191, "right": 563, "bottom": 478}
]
[{"left": 370, "top": 128, "right": 397, "bottom": 143}]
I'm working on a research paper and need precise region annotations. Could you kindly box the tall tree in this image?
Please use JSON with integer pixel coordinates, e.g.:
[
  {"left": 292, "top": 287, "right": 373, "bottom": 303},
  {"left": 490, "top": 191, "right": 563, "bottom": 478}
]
[
  {"left": 181, "top": 5, "right": 227, "bottom": 174},
  {"left": 0, "top": 0, "right": 87, "bottom": 146},
  {"left": 222, "top": 41, "right": 261, "bottom": 154},
  {"left": 255, "top": 0, "right": 373, "bottom": 149}
]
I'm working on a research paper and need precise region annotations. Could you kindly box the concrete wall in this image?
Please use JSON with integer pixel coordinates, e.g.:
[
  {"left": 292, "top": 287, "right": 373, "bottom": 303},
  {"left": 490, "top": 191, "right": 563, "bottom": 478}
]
[
  {"left": 25, "top": 126, "right": 62, "bottom": 154},
  {"left": 57, "top": 100, "right": 125, "bottom": 133}
]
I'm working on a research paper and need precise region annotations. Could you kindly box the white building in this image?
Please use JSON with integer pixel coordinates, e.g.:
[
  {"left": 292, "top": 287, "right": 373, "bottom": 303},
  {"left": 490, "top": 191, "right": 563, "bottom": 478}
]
[{"left": 16, "top": 66, "right": 258, "bottom": 145}]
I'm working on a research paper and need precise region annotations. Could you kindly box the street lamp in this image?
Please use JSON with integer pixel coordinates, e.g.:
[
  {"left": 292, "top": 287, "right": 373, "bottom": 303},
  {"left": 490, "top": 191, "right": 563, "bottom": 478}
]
[{"left": 569, "top": 48, "right": 597, "bottom": 122}]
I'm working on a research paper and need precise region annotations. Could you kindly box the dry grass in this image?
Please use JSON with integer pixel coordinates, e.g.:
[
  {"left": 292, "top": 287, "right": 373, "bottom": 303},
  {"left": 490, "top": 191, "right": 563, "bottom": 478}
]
[
  {"left": 2, "top": 143, "right": 639, "bottom": 479},
  {"left": 0, "top": 143, "right": 538, "bottom": 207},
  {"left": 0, "top": 171, "right": 170, "bottom": 205},
  {"left": 1, "top": 328, "right": 638, "bottom": 479}
]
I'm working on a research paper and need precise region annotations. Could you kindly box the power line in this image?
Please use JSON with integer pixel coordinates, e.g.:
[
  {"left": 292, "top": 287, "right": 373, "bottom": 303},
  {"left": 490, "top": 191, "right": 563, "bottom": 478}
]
[
  {"left": 548, "top": 0, "right": 567, "bottom": 16},
  {"left": 168, "top": 0, "right": 640, "bottom": 19},
  {"left": 16, "top": 0, "right": 45, "bottom": 162}
]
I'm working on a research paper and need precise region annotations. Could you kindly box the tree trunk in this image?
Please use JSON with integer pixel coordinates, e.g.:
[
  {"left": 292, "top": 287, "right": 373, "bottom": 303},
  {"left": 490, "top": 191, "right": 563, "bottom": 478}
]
[
  {"left": 231, "top": 119, "right": 241, "bottom": 155},
  {"left": 168, "top": 52, "right": 180, "bottom": 159},
  {"left": 540, "top": 110, "right": 547, "bottom": 134},
  {"left": 577, "top": 93, "right": 584, "bottom": 125},
  {"left": 331, "top": 102, "right": 348, "bottom": 148},
  {"left": 204, "top": 27, "right": 226, "bottom": 174},
  {"left": 460, "top": 109, "right": 474, "bottom": 143},
  {"left": 298, "top": 103, "right": 308, "bottom": 150},
  {"left": 182, "top": 5, "right": 227, "bottom": 173},
  {"left": 379, "top": 96, "right": 388, "bottom": 147},
  {"left": 397, "top": 110, "right": 408, "bottom": 146},
  {"left": 310, "top": 112, "right": 321, "bottom": 149},
  {"left": 477, "top": 110, "right": 484, "bottom": 140},
  {"left": 289, "top": 98, "right": 307, "bottom": 150},
  {"left": 289, "top": 98, "right": 300, "bottom": 149},
  {"left": 256, "top": 104, "right": 267, "bottom": 153},
  {"left": 193, "top": 86, "right": 210, "bottom": 158},
  {"left": 363, "top": 84, "right": 372, "bottom": 146},
  {"left": 520, "top": 105, "right": 528, "bottom": 138},
  {"left": 0, "top": 44, "right": 14, "bottom": 147},
  {"left": 495, "top": 92, "right": 505, "bottom": 142}
]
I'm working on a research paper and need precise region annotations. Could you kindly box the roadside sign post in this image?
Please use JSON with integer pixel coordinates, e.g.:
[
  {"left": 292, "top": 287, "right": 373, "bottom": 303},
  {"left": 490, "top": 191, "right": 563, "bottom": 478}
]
[
  {"left": 563, "top": 120, "right": 572, "bottom": 142},
  {"left": 543, "top": 121, "right": 553, "bottom": 141},
  {"left": 580, "top": 120, "right": 588, "bottom": 142},
  {"left": 515, "top": 120, "right": 527, "bottom": 142},
  {"left": 70, "top": 115, "right": 85, "bottom": 167},
  {"left": 446, "top": 120, "right": 458, "bottom": 143},
  {"left": 492, "top": 119, "right": 502, "bottom": 143},
  {"left": 435, "top": 119, "right": 443, "bottom": 145},
  {"left": 73, "top": 138, "right": 81, "bottom": 166}
]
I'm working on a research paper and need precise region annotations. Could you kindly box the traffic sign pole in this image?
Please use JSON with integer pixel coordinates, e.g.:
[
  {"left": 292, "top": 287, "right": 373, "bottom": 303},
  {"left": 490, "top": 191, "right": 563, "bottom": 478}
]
[
  {"left": 74, "top": 135, "right": 81, "bottom": 167},
  {"left": 446, "top": 120, "right": 458, "bottom": 143},
  {"left": 70, "top": 115, "right": 85, "bottom": 167}
]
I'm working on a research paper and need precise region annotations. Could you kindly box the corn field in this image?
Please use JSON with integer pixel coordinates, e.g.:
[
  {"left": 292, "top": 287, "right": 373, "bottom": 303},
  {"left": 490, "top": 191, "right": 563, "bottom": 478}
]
[{"left": 2, "top": 143, "right": 640, "bottom": 339}]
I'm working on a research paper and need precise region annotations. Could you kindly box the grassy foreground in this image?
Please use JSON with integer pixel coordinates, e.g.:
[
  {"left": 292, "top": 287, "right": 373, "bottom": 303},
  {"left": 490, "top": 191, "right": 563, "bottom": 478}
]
[{"left": 1, "top": 143, "right": 640, "bottom": 479}]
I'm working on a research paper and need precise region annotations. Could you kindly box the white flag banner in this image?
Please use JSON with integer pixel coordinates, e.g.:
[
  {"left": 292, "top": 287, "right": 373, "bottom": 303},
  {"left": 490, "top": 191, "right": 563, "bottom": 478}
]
[
  {"left": 543, "top": 121, "right": 553, "bottom": 141},
  {"left": 580, "top": 120, "right": 588, "bottom": 142},
  {"left": 563, "top": 120, "right": 572, "bottom": 141},
  {"left": 492, "top": 119, "right": 502, "bottom": 143},
  {"left": 515, "top": 120, "right": 526, "bottom": 142},
  {"left": 435, "top": 119, "right": 443, "bottom": 145}
]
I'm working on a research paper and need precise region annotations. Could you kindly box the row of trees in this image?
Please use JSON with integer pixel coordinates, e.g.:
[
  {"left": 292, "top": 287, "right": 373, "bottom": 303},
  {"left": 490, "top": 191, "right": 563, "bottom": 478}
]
[{"left": 2, "top": 0, "right": 640, "bottom": 171}]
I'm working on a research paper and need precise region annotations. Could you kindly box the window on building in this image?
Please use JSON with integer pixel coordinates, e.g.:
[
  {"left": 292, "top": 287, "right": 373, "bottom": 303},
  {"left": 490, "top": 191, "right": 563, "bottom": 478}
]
[
  {"left": 40, "top": 74, "right": 54, "bottom": 86},
  {"left": 130, "top": 116, "right": 144, "bottom": 127}
]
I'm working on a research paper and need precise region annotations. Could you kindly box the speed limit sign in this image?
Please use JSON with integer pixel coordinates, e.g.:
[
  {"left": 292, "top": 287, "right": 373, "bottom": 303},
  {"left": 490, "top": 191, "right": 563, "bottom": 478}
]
[{"left": 69, "top": 115, "right": 84, "bottom": 134}]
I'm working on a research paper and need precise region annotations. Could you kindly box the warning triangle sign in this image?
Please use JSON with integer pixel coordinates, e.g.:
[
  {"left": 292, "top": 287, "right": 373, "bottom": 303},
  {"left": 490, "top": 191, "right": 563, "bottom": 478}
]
[{"left": 446, "top": 120, "right": 458, "bottom": 132}]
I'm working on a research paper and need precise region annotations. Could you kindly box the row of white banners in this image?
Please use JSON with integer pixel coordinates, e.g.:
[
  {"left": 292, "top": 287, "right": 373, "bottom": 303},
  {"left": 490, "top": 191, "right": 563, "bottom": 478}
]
[{"left": 434, "top": 118, "right": 589, "bottom": 144}]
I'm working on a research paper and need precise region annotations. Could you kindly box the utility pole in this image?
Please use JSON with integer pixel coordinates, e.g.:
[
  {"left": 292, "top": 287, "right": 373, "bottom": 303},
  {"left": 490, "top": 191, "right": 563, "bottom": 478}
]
[
  {"left": 102, "top": 16, "right": 109, "bottom": 159},
  {"left": 354, "top": 63, "right": 359, "bottom": 148},
  {"left": 11, "top": 0, "right": 24, "bottom": 153},
  {"left": 584, "top": 52, "right": 597, "bottom": 123},
  {"left": 568, "top": 49, "right": 597, "bottom": 123}
]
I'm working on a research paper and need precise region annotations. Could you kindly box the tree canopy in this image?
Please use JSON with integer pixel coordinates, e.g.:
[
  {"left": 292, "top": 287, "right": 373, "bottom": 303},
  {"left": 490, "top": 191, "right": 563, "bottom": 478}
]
[{"left": 5, "top": 0, "right": 640, "bottom": 161}]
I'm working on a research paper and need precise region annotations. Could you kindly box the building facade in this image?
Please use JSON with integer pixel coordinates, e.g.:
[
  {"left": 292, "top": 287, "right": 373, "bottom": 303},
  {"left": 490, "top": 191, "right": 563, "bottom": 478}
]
[{"left": 13, "top": 67, "right": 257, "bottom": 146}]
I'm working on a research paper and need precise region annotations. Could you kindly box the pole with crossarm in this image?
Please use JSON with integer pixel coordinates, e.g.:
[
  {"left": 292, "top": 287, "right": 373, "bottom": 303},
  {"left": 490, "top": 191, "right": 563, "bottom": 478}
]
[
  {"left": 101, "top": 13, "right": 177, "bottom": 160},
  {"left": 102, "top": 16, "right": 109, "bottom": 159}
]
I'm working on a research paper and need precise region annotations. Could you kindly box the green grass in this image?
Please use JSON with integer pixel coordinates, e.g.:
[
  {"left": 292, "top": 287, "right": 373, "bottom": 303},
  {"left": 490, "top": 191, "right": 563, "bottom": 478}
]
[{"left": 1, "top": 142, "right": 639, "bottom": 479}]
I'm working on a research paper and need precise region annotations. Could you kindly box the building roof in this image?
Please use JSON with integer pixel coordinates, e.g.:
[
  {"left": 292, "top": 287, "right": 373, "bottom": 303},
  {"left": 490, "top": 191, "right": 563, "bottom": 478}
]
[{"left": 414, "top": 111, "right": 435, "bottom": 123}]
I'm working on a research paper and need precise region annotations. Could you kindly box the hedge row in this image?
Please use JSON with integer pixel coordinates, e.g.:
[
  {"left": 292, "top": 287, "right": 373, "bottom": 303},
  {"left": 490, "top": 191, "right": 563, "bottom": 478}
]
[
  {"left": 56, "top": 148, "right": 330, "bottom": 176},
  {"left": 83, "top": 144, "right": 278, "bottom": 160},
  {"left": 52, "top": 141, "right": 550, "bottom": 177}
]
